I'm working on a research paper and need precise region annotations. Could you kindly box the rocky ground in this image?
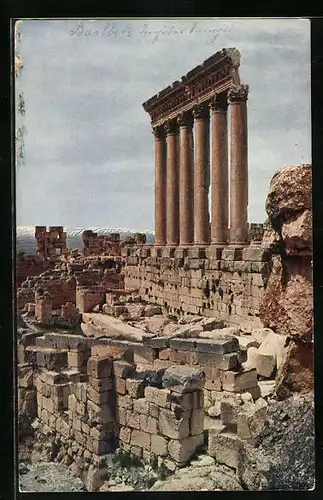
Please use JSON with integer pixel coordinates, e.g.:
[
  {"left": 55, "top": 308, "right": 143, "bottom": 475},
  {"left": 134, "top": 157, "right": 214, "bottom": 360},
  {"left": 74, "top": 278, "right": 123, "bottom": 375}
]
[{"left": 19, "top": 462, "right": 85, "bottom": 492}]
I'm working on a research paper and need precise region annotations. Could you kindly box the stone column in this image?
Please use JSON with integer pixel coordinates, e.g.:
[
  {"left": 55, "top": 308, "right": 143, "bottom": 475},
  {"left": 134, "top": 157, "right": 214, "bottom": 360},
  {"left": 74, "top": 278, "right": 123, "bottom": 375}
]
[
  {"left": 153, "top": 125, "right": 166, "bottom": 246},
  {"left": 178, "top": 111, "right": 194, "bottom": 246},
  {"left": 210, "top": 93, "right": 228, "bottom": 245},
  {"left": 228, "top": 84, "right": 249, "bottom": 245},
  {"left": 165, "top": 118, "right": 179, "bottom": 246},
  {"left": 193, "top": 103, "right": 210, "bottom": 246}
]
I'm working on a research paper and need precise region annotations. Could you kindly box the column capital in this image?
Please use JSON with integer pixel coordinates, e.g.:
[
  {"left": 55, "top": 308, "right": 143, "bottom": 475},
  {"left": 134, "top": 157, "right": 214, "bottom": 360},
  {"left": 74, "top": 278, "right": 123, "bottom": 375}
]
[
  {"left": 192, "top": 102, "right": 210, "bottom": 120},
  {"left": 210, "top": 93, "right": 228, "bottom": 111},
  {"left": 177, "top": 110, "right": 193, "bottom": 128},
  {"left": 164, "top": 117, "right": 178, "bottom": 135},
  {"left": 228, "top": 84, "right": 249, "bottom": 104},
  {"left": 152, "top": 125, "right": 165, "bottom": 139}
]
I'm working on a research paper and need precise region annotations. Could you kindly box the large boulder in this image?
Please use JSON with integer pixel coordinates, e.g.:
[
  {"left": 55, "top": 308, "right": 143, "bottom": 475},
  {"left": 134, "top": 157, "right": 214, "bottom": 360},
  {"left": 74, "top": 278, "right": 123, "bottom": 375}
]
[{"left": 260, "top": 164, "right": 313, "bottom": 398}]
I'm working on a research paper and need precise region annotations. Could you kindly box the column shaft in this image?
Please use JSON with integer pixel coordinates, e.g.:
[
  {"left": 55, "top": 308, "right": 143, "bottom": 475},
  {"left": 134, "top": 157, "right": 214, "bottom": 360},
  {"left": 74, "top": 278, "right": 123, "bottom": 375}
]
[
  {"left": 153, "top": 126, "right": 166, "bottom": 245},
  {"left": 228, "top": 85, "right": 249, "bottom": 245},
  {"left": 165, "top": 119, "right": 179, "bottom": 246},
  {"left": 193, "top": 103, "right": 210, "bottom": 245},
  {"left": 178, "top": 112, "right": 194, "bottom": 245},
  {"left": 210, "top": 94, "right": 228, "bottom": 245}
]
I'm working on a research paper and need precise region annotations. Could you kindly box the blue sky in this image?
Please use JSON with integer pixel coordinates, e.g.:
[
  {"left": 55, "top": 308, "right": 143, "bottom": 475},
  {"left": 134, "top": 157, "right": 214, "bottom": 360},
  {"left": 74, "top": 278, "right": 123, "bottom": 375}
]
[{"left": 15, "top": 18, "right": 311, "bottom": 229}]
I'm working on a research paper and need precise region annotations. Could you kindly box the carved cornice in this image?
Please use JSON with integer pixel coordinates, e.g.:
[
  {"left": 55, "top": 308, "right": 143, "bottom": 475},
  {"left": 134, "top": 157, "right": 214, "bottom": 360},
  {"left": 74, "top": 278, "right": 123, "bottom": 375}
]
[
  {"left": 177, "top": 111, "right": 193, "bottom": 128},
  {"left": 228, "top": 84, "right": 249, "bottom": 104},
  {"left": 143, "top": 48, "right": 242, "bottom": 126},
  {"left": 192, "top": 102, "right": 210, "bottom": 120},
  {"left": 210, "top": 93, "right": 228, "bottom": 111},
  {"left": 164, "top": 118, "right": 178, "bottom": 135},
  {"left": 152, "top": 125, "right": 165, "bottom": 139}
]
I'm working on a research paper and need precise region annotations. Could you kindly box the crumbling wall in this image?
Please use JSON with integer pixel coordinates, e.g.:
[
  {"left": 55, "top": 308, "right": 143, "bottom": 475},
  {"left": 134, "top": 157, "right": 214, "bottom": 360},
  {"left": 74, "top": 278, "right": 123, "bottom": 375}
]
[
  {"left": 122, "top": 245, "right": 271, "bottom": 330},
  {"left": 82, "top": 230, "right": 121, "bottom": 256},
  {"left": 35, "top": 226, "right": 67, "bottom": 259}
]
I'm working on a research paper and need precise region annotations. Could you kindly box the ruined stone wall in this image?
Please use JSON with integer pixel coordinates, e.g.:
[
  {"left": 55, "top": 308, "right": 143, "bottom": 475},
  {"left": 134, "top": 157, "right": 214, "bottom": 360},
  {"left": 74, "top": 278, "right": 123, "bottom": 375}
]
[
  {"left": 82, "top": 230, "right": 121, "bottom": 256},
  {"left": 18, "top": 273, "right": 76, "bottom": 310},
  {"left": 35, "top": 226, "right": 67, "bottom": 259},
  {"left": 17, "top": 253, "right": 54, "bottom": 286},
  {"left": 122, "top": 245, "right": 271, "bottom": 329}
]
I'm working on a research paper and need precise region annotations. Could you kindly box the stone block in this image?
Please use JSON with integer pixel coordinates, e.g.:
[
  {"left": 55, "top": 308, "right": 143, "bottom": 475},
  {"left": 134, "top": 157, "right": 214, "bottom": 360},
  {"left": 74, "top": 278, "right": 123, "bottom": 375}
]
[
  {"left": 208, "top": 431, "right": 242, "bottom": 470},
  {"left": 117, "top": 394, "right": 133, "bottom": 410},
  {"left": 87, "top": 356, "right": 113, "bottom": 379},
  {"left": 244, "top": 346, "right": 259, "bottom": 369},
  {"left": 115, "top": 377, "right": 127, "bottom": 395},
  {"left": 204, "top": 377, "right": 222, "bottom": 392},
  {"left": 220, "top": 399, "right": 244, "bottom": 425},
  {"left": 255, "top": 353, "right": 276, "bottom": 378},
  {"left": 221, "top": 368, "right": 258, "bottom": 392},
  {"left": 89, "top": 376, "right": 113, "bottom": 393},
  {"left": 126, "top": 378, "right": 145, "bottom": 398},
  {"left": 162, "top": 366, "right": 205, "bottom": 393},
  {"left": 139, "top": 414, "right": 158, "bottom": 434},
  {"left": 51, "top": 383, "right": 70, "bottom": 410},
  {"left": 119, "top": 426, "right": 132, "bottom": 444},
  {"left": 87, "top": 386, "right": 113, "bottom": 406},
  {"left": 168, "top": 389, "right": 204, "bottom": 410},
  {"left": 113, "top": 360, "right": 135, "bottom": 379},
  {"left": 115, "top": 407, "right": 127, "bottom": 425},
  {"left": 91, "top": 344, "right": 134, "bottom": 363},
  {"left": 147, "top": 336, "right": 171, "bottom": 348},
  {"left": 131, "top": 429, "right": 150, "bottom": 451},
  {"left": 87, "top": 400, "right": 114, "bottom": 424},
  {"left": 130, "top": 445, "right": 143, "bottom": 458},
  {"left": 74, "top": 382, "right": 87, "bottom": 403},
  {"left": 198, "top": 351, "right": 240, "bottom": 372},
  {"left": 159, "top": 407, "right": 190, "bottom": 439},
  {"left": 242, "top": 246, "right": 270, "bottom": 262},
  {"left": 149, "top": 403, "right": 159, "bottom": 418},
  {"left": 168, "top": 338, "right": 198, "bottom": 352},
  {"left": 133, "top": 398, "right": 149, "bottom": 415},
  {"left": 195, "top": 336, "right": 239, "bottom": 355},
  {"left": 167, "top": 434, "right": 204, "bottom": 463},
  {"left": 151, "top": 435, "right": 168, "bottom": 456},
  {"left": 258, "top": 331, "right": 287, "bottom": 370},
  {"left": 190, "top": 408, "right": 204, "bottom": 436},
  {"left": 126, "top": 411, "right": 140, "bottom": 430},
  {"left": 144, "top": 386, "right": 171, "bottom": 408}
]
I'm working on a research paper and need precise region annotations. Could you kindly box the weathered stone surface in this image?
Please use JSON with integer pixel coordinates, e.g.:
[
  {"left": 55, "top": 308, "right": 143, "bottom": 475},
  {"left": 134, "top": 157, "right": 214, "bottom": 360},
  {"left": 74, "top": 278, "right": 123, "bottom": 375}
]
[
  {"left": 159, "top": 407, "right": 190, "bottom": 439},
  {"left": 151, "top": 435, "right": 168, "bottom": 456},
  {"left": 167, "top": 434, "right": 204, "bottom": 463},
  {"left": 126, "top": 378, "right": 145, "bottom": 398},
  {"left": 208, "top": 431, "right": 242, "bottom": 469},
  {"left": 168, "top": 389, "right": 204, "bottom": 410},
  {"left": 162, "top": 366, "right": 205, "bottom": 393},
  {"left": 282, "top": 209, "right": 312, "bottom": 251},
  {"left": 265, "top": 164, "right": 312, "bottom": 228},
  {"left": 195, "top": 335, "right": 239, "bottom": 354},
  {"left": 131, "top": 429, "right": 150, "bottom": 451},
  {"left": 199, "top": 351, "right": 240, "bottom": 371},
  {"left": 87, "top": 356, "right": 113, "bottom": 379},
  {"left": 113, "top": 360, "right": 135, "bottom": 379},
  {"left": 190, "top": 409, "right": 204, "bottom": 435},
  {"left": 133, "top": 397, "right": 149, "bottom": 415},
  {"left": 244, "top": 346, "right": 259, "bottom": 369},
  {"left": 144, "top": 386, "right": 171, "bottom": 408},
  {"left": 275, "top": 341, "right": 314, "bottom": 399},
  {"left": 222, "top": 367, "right": 258, "bottom": 392}
]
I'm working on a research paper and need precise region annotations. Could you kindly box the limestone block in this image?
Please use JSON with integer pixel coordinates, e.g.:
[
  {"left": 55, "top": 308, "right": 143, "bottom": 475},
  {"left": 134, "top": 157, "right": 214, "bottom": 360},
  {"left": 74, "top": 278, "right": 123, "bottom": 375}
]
[
  {"left": 250, "top": 328, "right": 273, "bottom": 344},
  {"left": 207, "top": 403, "right": 221, "bottom": 418},
  {"left": 74, "top": 382, "right": 87, "bottom": 403},
  {"left": 162, "top": 366, "right": 205, "bottom": 393},
  {"left": 168, "top": 389, "right": 204, "bottom": 410},
  {"left": 159, "top": 348, "right": 175, "bottom": 360},
  {"left": 151, "top": 435, "right": 168, "bottom": 456},
  {"left": 41, "top": 381, "right": 51, "bottom": 398},
  {"left": 115, "top": 407, "right": 126, "bottom": 425},
  {"left": 117, "top": 394, "right": 133, "bottom": 410},
  {"left": 195, "top": 335, "right": 239, "bottom": 355},
  {"left": 198, "top": 352, "right": 240, "bottom": 371},
  {"left": 167, "top": 434, "right": 204, "bottom": 463},
  {"left": 255, "top": 353, "right": 276, "bottom": 378},
  {"left": 220, "top": 399, "right": 247, "bottom": 426},
  {"left": 126, "top": 411, "right": 140, "bottom": 430},
  {"left": 113, "top": 360, "right": 135, "bottom": 379},
  {"left": 87, "top": 386, "right": 113, "bottom": 406},
  {"left": 87, "top": 356, "right": 113, "bottom": 379},
  {"left": 89, "top": 376, "right": 113, "bottom": 393},
  {"left": 139, "top": 414, "right": 158, "bottom": 434},
  {"left": 235, "top": 335, "right": 260, "bottom": 349},
  {"left": 115, "top": 377, "right": 127, "bottom": 395},
  {"left": 149, "top": 403, "right": 159, "bottom": 418},
  {"left": 119, "top": 426, "right": 132, "bottom": 444},
  {"left": 159, "top": 407, "right": 190, "bottom": 439},
  {"left": 221, "top": 368, "right": 258, "bottom": 392},
  {"left": 18, "top": 365, "right": 34, "bottom": 388},
  {"left": 126, "top": 378, "right": 145, "bottom": 399},
  {"left": 244, "top": 346, "right": 259, "bottom": 369},
  {"left": 144, "top": 386, "right": 171, "bottom": 408},
  {"left": 236, "top": 398, "right": 267, "bottom": 441},
  {"left": 258, "top": 331, "right": 287, "bottom": 369},
  {"left": 190, "top": 409, "right": 204, "bottom": 436},
  {"left": 131, "top": 429, "right": 151, "bottom": 451},
  {"left": 81, "top": 421, "right": 90, "bottom": 435},
  {"left": 258, "top": 379, "right": 276, "bottom": 399},
  {"left": 208, "top": 431, "right": 242, "bottom": 469},
  {"left": 204, "top": 377, "right": 222, "bottom": 391},
  {"left": 87, "top": 400, "right": 114, "bottom": 424},
  {"left": 38, "top": 369, "right": 68, "bottom": 386},
  {"left": 133, "top": 398, "right": 149, "bottom": 415}
]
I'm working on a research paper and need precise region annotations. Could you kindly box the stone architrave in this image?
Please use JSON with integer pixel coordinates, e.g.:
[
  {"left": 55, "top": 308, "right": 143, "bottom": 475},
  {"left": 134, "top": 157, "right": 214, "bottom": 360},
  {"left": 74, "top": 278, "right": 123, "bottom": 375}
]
[
  {"left": 153, "top": 126, "right": 166, "bottom": 246},
  {"left": 228, "top": 84, "right": 249, "bottom": 245},
  {"left": 193, "top": 103, "right": 210, "bottom": 246},
  {"left": 210, "top": 93, "right": 229, "bottom": 245},
  {"left": 178, "top": 111, "right": 194, "bottom": 246}
]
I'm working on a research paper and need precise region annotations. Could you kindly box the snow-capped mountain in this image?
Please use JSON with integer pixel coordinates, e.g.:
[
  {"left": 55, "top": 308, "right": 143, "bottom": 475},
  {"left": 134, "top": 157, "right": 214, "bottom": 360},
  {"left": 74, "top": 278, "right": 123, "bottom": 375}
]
[{"left": 16, "top": 226, "right": 155, "bottom": 255}]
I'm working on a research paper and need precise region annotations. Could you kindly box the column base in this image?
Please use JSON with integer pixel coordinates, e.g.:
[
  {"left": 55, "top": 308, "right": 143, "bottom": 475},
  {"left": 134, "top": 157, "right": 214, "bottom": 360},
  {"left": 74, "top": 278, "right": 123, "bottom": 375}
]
[
  {"left": 193, "top": 242, "right": 210, "bottom": 247},
  {"left": 210, "top": 241, "right": 228, "bottom": 247}
]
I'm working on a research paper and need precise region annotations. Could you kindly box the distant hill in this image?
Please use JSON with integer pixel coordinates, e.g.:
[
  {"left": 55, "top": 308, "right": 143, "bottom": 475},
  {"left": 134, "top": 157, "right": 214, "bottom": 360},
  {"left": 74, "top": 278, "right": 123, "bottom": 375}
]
[{"left": 16, "top": 226, "right": 155, "bottom": 255}]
